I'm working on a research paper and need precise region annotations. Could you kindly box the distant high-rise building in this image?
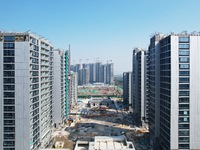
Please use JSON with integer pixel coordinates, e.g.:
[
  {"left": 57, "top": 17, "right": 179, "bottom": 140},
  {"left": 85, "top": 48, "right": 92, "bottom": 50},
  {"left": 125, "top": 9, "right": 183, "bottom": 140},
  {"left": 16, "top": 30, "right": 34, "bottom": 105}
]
[
  {"left": 65, "top": 48, "right": 70, "bottom": 116},
  {"left": 100, "top": 64, "right": 106, "bottom": 83},
  {"left": 106, "top": 63, "right": 114, "bottom": 85},
  {"left": 95, "top": 62, "right": 102, "bottom": 82},
  {"left": 70, "top": 72, "right": 78, "bottom": 106},
  {"left": 82, "top": 68, "right": 89, "bottom": 85},
  {"left": 89, "top": 63, "right": 96, "bottom": 83},
  {"left": 132, "top": 48, "right": 148, "bottom": 127},
  {"left": 53, "top": 49, "right": 66, "bottom": 128},
  {"left": 71, "top": 61, "right": 114, "bottom": 85},
  {"left": 123, "top": 72, "right": 132, "bottom": 110},
  {"left": 149, "top": 33, "right": 200, "bottom": 150},
  {"left": 0, "top": 32, "right": 53, "bottom": 149}
]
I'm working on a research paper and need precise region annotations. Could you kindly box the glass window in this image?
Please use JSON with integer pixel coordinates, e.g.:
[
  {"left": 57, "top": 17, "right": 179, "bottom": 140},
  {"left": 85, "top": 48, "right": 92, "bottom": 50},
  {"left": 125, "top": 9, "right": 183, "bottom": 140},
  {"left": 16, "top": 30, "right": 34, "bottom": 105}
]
[
  {"left": 179, "top": 117, "right": 189, "bottom": 122},
  {"left": 179, "top": 130, "right": 189, "bottom": 136},
  {"left": 179, "top": 71, "right": 189, "bottom": 76},
  {"left": 179, "top": 44, "right": 189, "bottom": 49},
  {"left": 179, "top": 111, "right": 189, "bottom": 116},
  {"left": 4, "top": 99, "right": 15, "bottom": 105},
  {"left": 3, "top": 133, "right": 15, "bottom": 139},
  {"left": 4, "top": 50, "right": 14, "bottom": 56},
  {"left": 179, "top": 84, "right": 189, "bottom": 89},
  {"left": 4, "top": 64, "right": 15, "bottom": 70},
  {"left": 4, "top": 113, "right": 15, "bottom": 119},
  {"left": 179, "top": 124, "right": 189, "bottom": 129},
  {"left": 4, "top": 57, "right": 14, "bottom": 63},
  {"left": 4, "top": 78, "right": 15, "bottom": 83},
  {"left": 4, "top": 120, "right": 15, "bottom": 125},
  {"left": 179, "top": 91, "right": 189, "bottom": 96},
  {"left": 4, "top": 36, "right": 15, "bottom": 42},
  {"left": 4, "top": 92, "right": 15, "bottom": 98},
  {"left": 179, "top": 144, "right": 189, "bottom": 149},
  {"left": 179, "top": 37, "right": 189, "bottom": 43},
  {"left": 3, "top": 43, "right": 14, "bottom": 49},
  {"left": 179, "top": 98, "right": 189, "bottom": 103},
  {"left": 179, "top": 64, "right": 189, "bottom": 69},
  {"left": 179, "top": 137, "right": 189, "bottom": 142},
  {"left": 179, "top": 104, "right": 189, "bottom": 109},
  {"left": 179, "top": 78, "right": 189, "bottom": 83},
  {"left": 179, "top": 50, "right": 189, "bottom": 56},
  {"left": 4, "top": 71, "right": 15, "bottom": 77},
  {"left": 4, "top": 85, "right": 15, "bottom": 90},
  {"left": 179, "top": 57, "right": 189, "bottom": 63}
]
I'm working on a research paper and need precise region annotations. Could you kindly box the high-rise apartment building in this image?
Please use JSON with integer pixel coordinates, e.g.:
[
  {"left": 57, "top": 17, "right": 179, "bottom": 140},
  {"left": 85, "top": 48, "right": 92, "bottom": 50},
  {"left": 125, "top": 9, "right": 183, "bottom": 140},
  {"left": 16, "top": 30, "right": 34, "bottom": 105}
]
[
  {"left": 132, "top": 48, "right": 148, "bottom": 127},
  {"left": 70, "top": 71, "right": 78, "bottom": 106},
  {"left": 106, "top": 63, "right": 114, "bottom": 85},
  {"left": 53, "top": 49, "right": 66, "bottom": 128},
  {"left": 0, "top": 32, "right": 54, "bottom": 150},
  {"left": 71, "top": 62, "right": 114, "bottom": 85},
  {"left": 123, "top": 72, "right": 132, "bottom": 110},
  {"left": 149, "top": 32, "right": 200, "bottom": 150},
  {"left": 65, "top": 50, "right": 70, "bottom": 117}
]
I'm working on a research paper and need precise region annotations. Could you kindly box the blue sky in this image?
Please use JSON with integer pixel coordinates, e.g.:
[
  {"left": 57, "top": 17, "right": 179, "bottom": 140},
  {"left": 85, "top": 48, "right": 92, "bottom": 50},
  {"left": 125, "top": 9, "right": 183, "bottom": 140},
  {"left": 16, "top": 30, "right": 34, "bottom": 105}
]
[{"left": 1, "top": 0, "right": 200, "bottom": 74}]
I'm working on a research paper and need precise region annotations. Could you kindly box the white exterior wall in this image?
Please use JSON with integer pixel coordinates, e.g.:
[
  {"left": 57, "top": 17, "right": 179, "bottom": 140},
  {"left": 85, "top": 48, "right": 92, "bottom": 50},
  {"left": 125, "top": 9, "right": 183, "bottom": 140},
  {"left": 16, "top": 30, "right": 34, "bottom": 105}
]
[
  {"left": 53, "top": 51, "right": 62, "bottom": 127},
  {"left": 170, "top": 36, "right": 179, "bottom": 149},
  {"left": 189, "top": 36, "right": 200, "bottom": 149}
]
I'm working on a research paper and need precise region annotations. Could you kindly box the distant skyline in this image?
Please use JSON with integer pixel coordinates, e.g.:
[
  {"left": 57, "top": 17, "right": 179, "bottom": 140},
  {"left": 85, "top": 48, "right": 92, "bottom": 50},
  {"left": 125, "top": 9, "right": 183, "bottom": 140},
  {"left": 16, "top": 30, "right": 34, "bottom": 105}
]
[{"left": 1, "top": 0, "right": 200, "bottom": 74}]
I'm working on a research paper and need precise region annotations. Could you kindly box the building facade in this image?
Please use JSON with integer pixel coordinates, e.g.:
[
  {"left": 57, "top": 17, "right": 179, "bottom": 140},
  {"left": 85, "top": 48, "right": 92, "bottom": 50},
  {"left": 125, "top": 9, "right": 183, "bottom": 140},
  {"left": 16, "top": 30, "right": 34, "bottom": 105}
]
[
  {"left": 132, "top": 48, "right": 148, "bottom": 127},
  {"left": 70, "top": 72, "right": 78, "bottom": 106},
  {"left": 0, "top": 32, "right": 54, "bottom": 150},
  {"left": 149, "top": 33, "right": 200, "bottom": 150},
  {"left": 53, "top": 49, "right": 66, "bottom": 128},
  {"left": 123, "top": 72, "right": 132, "bottom": 110}
]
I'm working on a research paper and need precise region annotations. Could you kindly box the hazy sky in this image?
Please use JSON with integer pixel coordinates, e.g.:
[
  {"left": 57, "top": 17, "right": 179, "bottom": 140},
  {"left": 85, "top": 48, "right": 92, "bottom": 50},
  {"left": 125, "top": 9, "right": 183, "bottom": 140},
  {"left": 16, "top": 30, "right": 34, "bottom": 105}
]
[{"left": 1, "top": 0, "right": 200, "bottom": 74}]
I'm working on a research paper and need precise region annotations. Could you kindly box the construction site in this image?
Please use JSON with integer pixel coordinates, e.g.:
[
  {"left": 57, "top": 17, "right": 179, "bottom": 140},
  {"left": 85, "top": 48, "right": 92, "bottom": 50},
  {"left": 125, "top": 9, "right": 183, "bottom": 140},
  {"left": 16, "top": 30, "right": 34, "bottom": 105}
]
[
  {"left": 78, "top": 84, "right": 123, "bottom": 98},
  {"left": 51, "top": 98, "right": 150, "bottom": 150}
]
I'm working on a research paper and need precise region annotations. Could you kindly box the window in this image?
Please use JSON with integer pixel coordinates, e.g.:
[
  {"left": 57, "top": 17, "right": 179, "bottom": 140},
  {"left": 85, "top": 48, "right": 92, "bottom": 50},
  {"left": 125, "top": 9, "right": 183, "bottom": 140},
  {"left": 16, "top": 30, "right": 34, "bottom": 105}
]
[
  {"left": 4, "top": 71, "right": 15, "bottom": 77},
  {"left": 179, "top": 104, "right": 189, "bottom": 109},
  {"left": 179, "top": 64, "right": 189, "bottom": 69},
  {"left": 179, "top": 91, "right": 189, "bottom": 96},
  {"left": 4, "top": 36, "right": 15, "bottom": 42},
  {"left": 179, "top": 57, "right": 189, "bottom": 63},
  {"left": 179, "top": 71, "right": 189, "bottom": 76},
  {"left": 179, "top": 50, "right": 189, "bottom": 56},
  {"left": 179, "top": 124, "right": 189, "bottom": 129},
  {"left": 3, "top": 141, "right": 15, "bottom": 146},
  {"left": 179, "top": 144, "right": 189, "bottom": 149},
  {"left": 4, "top": 113, "right": 15, "bottom": 119},
  {"left": 4, "top": 106, "right": 15, "bottom": 111},
  {"left": 3, "top": 43, "right": 14, "bottom": 49},
  {"left": 4, "top": 64, "right": 15, "bottom": 70},
  {"left": 4, "top": 99, "right": 15, "bottom": 105},
  {"left": 179, "top": 111, "right": 189, "bottom": 116},
  {"left": 179, "top": 84, "right": 189, "bottom": 89},
  {"left": 179, "top": 137, "right": 189, "bottom": 142},
  {"left": 4, "top": 133, "right": 15, "bottom": 139},
  {"left": 179, "top": 98, "right": 189, "bottom": 103},
  {"left": 4, "top": 120, "right": 15, "bottom": 125},
  {"left": 179, "top": 37, "right": 189, "bottom": 43},
  {"left": 4, "top": 57, "right": 14, "bottom": 63},
  {"left": 4, "top": 78, "right": 15, "bottom": 83},
  {"left": 4, "top": 85, "right": 15, "bottom": 90},
  {"left": 179, "top": 130, "right": 189, "bottom": 136},
  {"left": 4, "top": 127, "right": 15, "bottom": 132},
  {"left": 4, "top": 92, "right": 15, "bottom": 98},
  {"left": 4, "top": 50, "right": 15, "bottom": 56},
  {"left": 179, "top": 44, "right": 189, "bottom": 49},
  {"left": 179, "top": 78, "right": 189, "bottom": 83},
  {"left": 179, "top": 117, "right": 189, "bottom": 123}
]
